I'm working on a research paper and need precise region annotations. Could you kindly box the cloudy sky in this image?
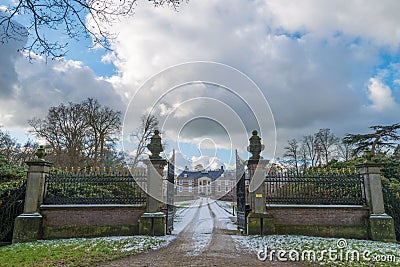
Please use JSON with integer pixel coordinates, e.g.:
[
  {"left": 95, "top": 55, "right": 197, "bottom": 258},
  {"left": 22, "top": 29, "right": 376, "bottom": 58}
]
[{"left": 0, "top": 0, "right": 399, "bottom": 170}]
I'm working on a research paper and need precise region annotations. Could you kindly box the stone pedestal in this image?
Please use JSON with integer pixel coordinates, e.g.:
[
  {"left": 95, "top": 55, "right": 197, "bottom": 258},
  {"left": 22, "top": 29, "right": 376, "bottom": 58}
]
[
  {"left": 357, "top": 162, "right": 396, "bottom": 242},
  {"left": 12, "top": 213, "right": 43, "bottom": 243},
  {"left": 139, "top": 212, "right": 166, "bottom": 236},
  {"left": 247, "top": 159, "right": 269, "bottom": 214},
  {"left": 369, "top": 214, "right": 396, "bottom": 242},
  {"left": 247, "top": 159, "right": 269, "bottom": 235},
  {"left": 247, "top": 212, "right": 275, "bottom": 235},
  {"left": 139, "top": 158, "right": 167, "bottom": 236},
  {"left": 12, "top": 160, "right": 51, "bottom": 243},
  {"left": 143, "top": 159, "right": 166, "bottom": 213}
]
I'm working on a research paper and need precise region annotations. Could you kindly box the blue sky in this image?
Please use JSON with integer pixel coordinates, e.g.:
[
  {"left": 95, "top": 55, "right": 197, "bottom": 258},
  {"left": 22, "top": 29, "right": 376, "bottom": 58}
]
[{"left": 1, "top": 0, "right": 400, "bottom": 170}]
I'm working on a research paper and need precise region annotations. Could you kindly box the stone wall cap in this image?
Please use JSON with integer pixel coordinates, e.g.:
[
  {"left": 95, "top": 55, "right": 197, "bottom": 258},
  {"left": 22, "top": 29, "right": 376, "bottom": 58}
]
[
  {"left": 17, "top": 213, "right": 43, "bottom": 218},
  {"left": 355, "top": 162, "right": 382, "bottom": 168},
  {"left": 142, "top": 212, "right": 166, "bottom": 217},
  {"left": 25, "top": 160, "right": 53, "bottom": 167},
  {"left": 369, "top": 213, "right": 393, "bottom": 219}
]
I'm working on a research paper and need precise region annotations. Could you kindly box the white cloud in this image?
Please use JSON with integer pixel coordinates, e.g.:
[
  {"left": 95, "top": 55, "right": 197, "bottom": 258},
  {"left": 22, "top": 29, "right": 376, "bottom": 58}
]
[
  {"left": 267, "top": 0, "right": 400, "bottom": 48},
  {"left": 367, "top": 78, "right": 397, "bottom": 111}
]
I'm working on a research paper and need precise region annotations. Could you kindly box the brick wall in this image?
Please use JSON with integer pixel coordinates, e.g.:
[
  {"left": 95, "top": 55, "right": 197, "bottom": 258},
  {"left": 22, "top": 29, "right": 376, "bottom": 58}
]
[
  {"left": 268, "top": 205, "right": 369, "bottom": 226},
  {"left": 40, "top": 205, "right": 146, "bottom": 239}
]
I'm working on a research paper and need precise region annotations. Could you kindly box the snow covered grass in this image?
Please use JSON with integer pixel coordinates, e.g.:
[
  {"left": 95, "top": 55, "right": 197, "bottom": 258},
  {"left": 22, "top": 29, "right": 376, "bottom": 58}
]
[
  {"left": 0, "top": 235, "right": 170, "bottom": 267},
  {"left": 232, "top": 235, "right": 400, "bottom": 266},
  {"left": 174, "top": 199, "right": 196, "bottom": 208}
]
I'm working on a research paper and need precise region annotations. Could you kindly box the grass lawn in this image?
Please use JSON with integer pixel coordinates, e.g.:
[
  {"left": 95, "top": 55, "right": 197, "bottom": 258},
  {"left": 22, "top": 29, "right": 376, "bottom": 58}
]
[{"left": 0, "top": 236, "right": 168, "bottom": 267}]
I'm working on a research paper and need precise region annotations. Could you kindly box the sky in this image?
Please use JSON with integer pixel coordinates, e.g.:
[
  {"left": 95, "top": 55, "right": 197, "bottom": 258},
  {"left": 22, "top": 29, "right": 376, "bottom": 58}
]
[{"left": 0, "top": 0, "right": 399, "bottom": 171}]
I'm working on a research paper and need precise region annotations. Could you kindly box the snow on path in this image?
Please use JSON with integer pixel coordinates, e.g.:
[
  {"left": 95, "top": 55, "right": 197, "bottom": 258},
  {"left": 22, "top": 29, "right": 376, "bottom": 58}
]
[
  {"left": 208, "top": 200, "right": 237, "bottom": 231},
  {"left": 190, "top": 198, "right": 213, "bottom": 256},
  {"left": 172, "top": 198, "right": 203, "bottom": 235}
]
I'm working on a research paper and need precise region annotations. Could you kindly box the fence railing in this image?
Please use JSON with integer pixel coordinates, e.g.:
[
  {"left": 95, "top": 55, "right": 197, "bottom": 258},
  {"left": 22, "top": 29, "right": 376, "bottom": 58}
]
[
  {"left": 265, "top": 170, "right": 366, "bottom": 205},
  {"left": 43, "top": 170, "right": 147, "bottom": 205},
  {"left": 382, "top": 185, "right": 400, "bottom": 241}
]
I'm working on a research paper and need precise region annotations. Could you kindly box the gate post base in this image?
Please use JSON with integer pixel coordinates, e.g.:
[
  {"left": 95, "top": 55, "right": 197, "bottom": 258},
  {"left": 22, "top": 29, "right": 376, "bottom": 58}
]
[
  {"left": 139, "top": 212, "right": 166, "bottom": 236},
  {"left": 369, "top": 214, "right": 396, "bottom": 242},
  {"left": 247, "top": 212, "right": 275, "bottom": 235},
  {"left": 12, "top": 213, "right": 43, "bottom": 243}
]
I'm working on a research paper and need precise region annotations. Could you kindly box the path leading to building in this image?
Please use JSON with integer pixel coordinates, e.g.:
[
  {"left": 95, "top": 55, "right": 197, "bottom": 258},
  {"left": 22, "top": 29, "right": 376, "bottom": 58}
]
[{"left": 99, "top": 198, "right": 305, "bottom": 267}]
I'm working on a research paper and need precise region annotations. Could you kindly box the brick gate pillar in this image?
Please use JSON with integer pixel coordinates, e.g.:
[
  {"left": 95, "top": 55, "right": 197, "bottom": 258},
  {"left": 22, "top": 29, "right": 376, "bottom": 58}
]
[
  {"left": 12, "top": 146, "right": 52, "bottom": 243},
  {"left": 246, "top": 130, "right": 273, "bottom": 235},
  {"left": 356, "top": 150, "right": 396, "bottom": 242},
  {"left": 139, "top": 130, "right": 167, "bottom": 236}
]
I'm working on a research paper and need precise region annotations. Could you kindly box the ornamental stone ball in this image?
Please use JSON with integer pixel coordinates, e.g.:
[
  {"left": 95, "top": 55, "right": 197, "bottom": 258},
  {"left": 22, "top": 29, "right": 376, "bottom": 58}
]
[
  {"left": 147, "top": 130, "right": 163, "bottom": 159},
  {"left": 247, "top": 130, "right": 264, "bottom": 160}
]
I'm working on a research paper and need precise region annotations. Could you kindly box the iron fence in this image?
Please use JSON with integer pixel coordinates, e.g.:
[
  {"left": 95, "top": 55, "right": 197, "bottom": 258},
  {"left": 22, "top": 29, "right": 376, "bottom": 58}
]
[
  {"left": 43, "top": 170, "right": 147, "bottom": 205},
  {"left": 265, "top": 170, "right": 366, "bottom": 205},
  {"left": 382, "top": 185, "right": 400, "bottom": 241},
  {"left": 0, "top": 180, "right": 26, "bottom": 242}
]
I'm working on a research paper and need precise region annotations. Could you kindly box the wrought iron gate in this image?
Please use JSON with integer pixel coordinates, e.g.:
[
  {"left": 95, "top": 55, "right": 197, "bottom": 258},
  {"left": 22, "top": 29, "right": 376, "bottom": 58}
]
[
  {"left": 0, "top": 180, "right": 26, "bottom": 243},
  {"left": 166, "top": 151, "right": 175, "bottom": 234},
  {"left": 236, "top": 150, "right": 248, "bottom": 233}
]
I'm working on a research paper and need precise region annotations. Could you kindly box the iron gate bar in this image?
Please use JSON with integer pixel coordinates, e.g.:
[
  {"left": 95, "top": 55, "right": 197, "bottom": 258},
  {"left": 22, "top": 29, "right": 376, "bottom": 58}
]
[
  {"left": 236, "top": 150, "right": 247, "bottom": 233},
  {"left": 166, "top": 157, "right": 175, "bottom": 234}
]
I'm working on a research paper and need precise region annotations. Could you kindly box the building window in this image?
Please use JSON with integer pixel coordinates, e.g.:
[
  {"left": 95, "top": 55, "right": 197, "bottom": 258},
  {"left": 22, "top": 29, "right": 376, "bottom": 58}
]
[
  {"left": 184, "top": 173, "right": 188, "bottom": 178},
  {"left": 178, "top": 186, "right": 182, "bottom": 192},
  {"left": 217, "top": 180, "right": 221, "bottom": 185},
  {"left": 225, "top": 186, "right": 229, "bottom": 192},
  {"left": 189, "top": 180, "right": 193, "bottom": 186},
  {"left": 218, "top": 185, "right": 221, "bottom": 192},
  {"left": 179, "top": 179, "right": 183, "bottom": 185},
  {"left": 225, "top": 180, "right": 229, "bottom": 185},
  {"left": 189, "top": 186, "right": 192, "bottom": 192}
]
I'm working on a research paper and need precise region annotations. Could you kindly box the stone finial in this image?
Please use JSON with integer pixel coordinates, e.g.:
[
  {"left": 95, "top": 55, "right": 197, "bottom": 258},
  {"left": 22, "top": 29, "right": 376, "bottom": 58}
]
[
  {"left": 147, "top": 130, "right": 163, "bottom": 160},
  {"left": 35, "top": 145, "right": 46, "bottom": 161},
  {"left": 364, "top": 148, "right": 373, "bottom": 162},
  {"left": 247, "top": 130, "right": 264, "bottom": 160}
]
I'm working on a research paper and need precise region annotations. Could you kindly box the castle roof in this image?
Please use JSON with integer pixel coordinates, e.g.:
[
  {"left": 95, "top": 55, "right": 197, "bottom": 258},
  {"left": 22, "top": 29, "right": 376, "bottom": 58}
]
[{"left": 177, "top": 167, "right": 224, "bottom": 179}]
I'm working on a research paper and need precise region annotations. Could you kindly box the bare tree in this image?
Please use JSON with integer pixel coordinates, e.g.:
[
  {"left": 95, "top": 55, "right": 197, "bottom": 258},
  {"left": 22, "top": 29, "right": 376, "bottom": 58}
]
[
  {"left": 0, "top": 127, "right": 38, "bottom": 165},
  {"left": 336, "top": 138, "right": 355, "bottom": 161},
  {"left": 315, "top": 128, "right": 338, "bottom": 165},
  {"left": 302, "top": 134, "right": 318, "bottom": 167},
  {"left": 130, "top": 114, "right": 159, "bottom": 170},
  {"left": 0, "top": 0, "right": 183, "bottom": 58},
  {"left": 0, "top": 128, "right": 18, "bottom": 161},
  {"left": 283, "top": 138, "right": 300, "bottom": 174},
  {"left": 29, "top": 98, "right": 121, "bottom": 167},
  {"left": 83, "top": 98, "right": 121, "bottom": 168}
]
